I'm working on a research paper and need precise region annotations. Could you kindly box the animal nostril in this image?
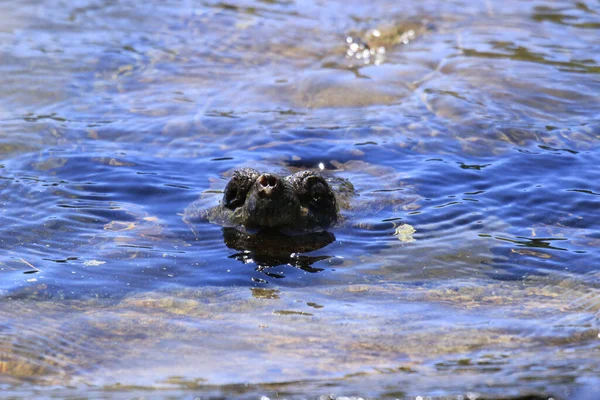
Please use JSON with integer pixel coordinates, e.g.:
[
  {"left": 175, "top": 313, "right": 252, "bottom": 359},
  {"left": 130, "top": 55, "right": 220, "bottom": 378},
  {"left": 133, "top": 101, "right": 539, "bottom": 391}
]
[{"left": 258, "top": 174, "right": 278, "bottom": 188}]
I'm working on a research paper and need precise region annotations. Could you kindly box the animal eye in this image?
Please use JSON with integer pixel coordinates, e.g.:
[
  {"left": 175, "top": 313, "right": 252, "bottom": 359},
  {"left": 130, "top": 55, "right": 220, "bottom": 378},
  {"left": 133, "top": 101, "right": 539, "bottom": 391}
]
[
  {"left": 303, "top": 175, "right": 333, "bottom": 207},
  {"left": 309, "top": 181, "right": 326, "bottom": 202},
  {"left": 223, "top": 168, "right": 259, "bottom": 210},
  {"left": 224, "top": 183, "right": 242, "bottom": 209}
]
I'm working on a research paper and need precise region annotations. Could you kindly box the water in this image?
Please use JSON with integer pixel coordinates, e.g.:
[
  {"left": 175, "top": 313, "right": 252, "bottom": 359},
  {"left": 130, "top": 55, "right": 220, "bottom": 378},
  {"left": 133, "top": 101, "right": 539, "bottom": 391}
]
[{"left": 0, "top": 0, "right": 599, "bottom": 398}]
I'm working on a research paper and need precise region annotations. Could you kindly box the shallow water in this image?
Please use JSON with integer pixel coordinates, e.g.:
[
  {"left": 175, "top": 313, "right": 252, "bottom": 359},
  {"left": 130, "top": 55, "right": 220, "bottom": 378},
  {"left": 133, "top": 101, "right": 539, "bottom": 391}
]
[{"left": 0, "top": 0, "right": 599, "bottom": 398}]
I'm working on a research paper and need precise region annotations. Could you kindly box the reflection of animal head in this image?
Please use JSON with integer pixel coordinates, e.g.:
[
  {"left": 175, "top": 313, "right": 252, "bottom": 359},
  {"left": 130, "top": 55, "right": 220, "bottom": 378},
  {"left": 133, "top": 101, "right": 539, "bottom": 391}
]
[
  {"left": 213, "top": 168, "right": 338, "bottom": 230},
  {"left": 223, "top": 227, "right": 335, "bottom": 271}
]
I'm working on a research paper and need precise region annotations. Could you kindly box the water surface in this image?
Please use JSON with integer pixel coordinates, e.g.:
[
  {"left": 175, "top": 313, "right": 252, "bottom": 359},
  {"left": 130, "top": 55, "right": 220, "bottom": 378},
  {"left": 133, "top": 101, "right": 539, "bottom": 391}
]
[{"left": 0, "top": 0, "right": 599, "bottom": 398}]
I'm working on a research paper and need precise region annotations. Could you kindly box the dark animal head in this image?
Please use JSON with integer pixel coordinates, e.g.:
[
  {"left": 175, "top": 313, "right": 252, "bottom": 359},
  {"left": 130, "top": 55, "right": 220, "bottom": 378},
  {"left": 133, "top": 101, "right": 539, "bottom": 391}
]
[{"left": 217, "top": 168, "right": 338, "bottom": 230}]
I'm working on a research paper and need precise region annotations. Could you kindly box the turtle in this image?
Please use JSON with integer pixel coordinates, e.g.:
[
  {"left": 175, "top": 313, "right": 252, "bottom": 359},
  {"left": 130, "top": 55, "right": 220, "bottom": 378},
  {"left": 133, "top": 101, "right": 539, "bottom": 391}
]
[
  {"left": 183, "top": 167, "right": 350, "bottom": 271},
  {"left": 183, "top": 168, "right": 340, "bottom": 232}
]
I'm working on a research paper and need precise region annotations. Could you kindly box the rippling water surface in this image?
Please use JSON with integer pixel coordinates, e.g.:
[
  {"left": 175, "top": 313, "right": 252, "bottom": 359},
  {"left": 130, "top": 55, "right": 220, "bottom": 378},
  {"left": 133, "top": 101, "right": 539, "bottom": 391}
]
[{"left": 1, "top": 0, "right": 599, "bottom": 398}]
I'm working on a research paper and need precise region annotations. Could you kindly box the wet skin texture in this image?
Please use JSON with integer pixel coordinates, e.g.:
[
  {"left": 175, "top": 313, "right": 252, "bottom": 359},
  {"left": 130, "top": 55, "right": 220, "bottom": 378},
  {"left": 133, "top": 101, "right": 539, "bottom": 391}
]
[{"left": 196, "top": 168, "right": 338, "bottom": 231}]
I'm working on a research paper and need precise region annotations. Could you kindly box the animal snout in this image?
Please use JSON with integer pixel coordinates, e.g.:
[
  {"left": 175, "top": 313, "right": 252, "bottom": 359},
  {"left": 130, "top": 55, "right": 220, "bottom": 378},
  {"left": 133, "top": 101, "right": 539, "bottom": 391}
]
[{"left": 257, "top": 174, "right": 280, "bottom": 198}]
